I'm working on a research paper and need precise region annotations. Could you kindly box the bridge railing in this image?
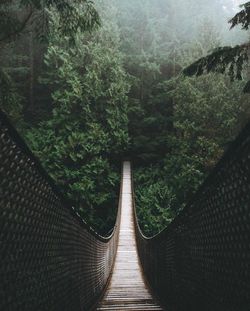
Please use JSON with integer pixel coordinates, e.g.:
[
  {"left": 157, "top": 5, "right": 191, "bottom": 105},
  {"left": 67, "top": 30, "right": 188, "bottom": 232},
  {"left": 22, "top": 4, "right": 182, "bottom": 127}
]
[
  {"left": 133, "top": 122, "right": 250, "bottom": 311},
  {"left": 0, "top": 111, "right": 121, "bottom": 311}
]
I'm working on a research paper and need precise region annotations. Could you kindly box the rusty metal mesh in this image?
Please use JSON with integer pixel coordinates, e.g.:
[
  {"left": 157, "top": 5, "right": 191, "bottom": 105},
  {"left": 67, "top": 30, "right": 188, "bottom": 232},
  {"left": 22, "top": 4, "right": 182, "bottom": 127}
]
[
  {"left": 134, "top": 122, "right": 250, "bottom": 311},
  {"left": 0, "top": 111, "right": 121, "bottom": 311}
]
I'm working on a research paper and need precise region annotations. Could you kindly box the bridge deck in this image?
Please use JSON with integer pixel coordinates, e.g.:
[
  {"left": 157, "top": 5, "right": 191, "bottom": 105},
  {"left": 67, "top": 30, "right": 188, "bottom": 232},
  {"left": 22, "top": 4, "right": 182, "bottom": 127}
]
[{"left": 97, "top": 162, "right": 163, "bottom": 311}]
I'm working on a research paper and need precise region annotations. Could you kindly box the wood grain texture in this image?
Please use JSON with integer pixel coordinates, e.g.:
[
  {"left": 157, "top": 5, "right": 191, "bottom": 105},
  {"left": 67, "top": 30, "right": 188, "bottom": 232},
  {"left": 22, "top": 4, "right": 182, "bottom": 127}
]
[{"left": 96, "top": 162, "right": 163, "bottom": 311}]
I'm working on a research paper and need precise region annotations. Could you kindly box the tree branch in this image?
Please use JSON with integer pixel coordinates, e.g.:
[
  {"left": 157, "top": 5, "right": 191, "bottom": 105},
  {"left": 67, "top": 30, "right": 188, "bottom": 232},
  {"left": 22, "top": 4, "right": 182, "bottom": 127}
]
[
  {"left": 229, "top": 1, "right": 250, "bottom": 30},
  {"left": 0, "top": 7, "right": 34, "bottom": 43}
]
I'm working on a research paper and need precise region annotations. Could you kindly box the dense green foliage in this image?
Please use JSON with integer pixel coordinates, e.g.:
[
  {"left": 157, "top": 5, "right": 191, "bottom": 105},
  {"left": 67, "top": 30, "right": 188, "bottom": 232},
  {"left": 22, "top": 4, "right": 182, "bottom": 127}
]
[
  {"left": 1, "top": 0, "right": 249, "bottom": 235},
  {"left": 115, "top": 0, "right": 249, "bottom": 235},
  {"left": 24, "top": 2, "right": 130, "bottom": 233},
  {"left": 0, "top": 0, "right": 99, "bottom": 42}
]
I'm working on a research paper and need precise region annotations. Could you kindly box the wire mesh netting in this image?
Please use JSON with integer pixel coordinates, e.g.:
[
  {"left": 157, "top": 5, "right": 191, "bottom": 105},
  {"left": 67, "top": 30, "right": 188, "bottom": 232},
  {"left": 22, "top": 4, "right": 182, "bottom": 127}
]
[
  {"left": 1, "top": 107, "right": 250, "bottom": 311},
  {"left": 0, "top": 111, "right": 121, "bottom": 311},
  {"left": 134, "top": 122, "right": 250, "bottom": 311}
]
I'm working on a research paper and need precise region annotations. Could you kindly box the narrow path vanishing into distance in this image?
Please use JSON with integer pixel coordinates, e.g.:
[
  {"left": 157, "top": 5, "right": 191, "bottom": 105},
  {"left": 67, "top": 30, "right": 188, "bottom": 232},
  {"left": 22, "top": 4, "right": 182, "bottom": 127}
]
[{"left": 97, "top": 162, "right": 163, "bottom": 311}]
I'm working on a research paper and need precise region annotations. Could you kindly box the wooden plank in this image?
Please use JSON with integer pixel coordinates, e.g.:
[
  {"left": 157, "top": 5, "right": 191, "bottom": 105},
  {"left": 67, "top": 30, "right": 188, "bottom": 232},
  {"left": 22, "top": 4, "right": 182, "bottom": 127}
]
[{"left": 96, "top": 162, "right": 163, "bottom": 311}]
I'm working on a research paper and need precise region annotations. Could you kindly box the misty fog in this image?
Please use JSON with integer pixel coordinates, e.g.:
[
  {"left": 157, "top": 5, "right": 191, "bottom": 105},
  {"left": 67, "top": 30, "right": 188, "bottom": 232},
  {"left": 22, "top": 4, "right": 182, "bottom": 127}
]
[
  {"left": 0, "top": 0, "right": 249, "bottom": 235},
  {"left": 98, "top": 0, "right": 248, "bottom": 64}
]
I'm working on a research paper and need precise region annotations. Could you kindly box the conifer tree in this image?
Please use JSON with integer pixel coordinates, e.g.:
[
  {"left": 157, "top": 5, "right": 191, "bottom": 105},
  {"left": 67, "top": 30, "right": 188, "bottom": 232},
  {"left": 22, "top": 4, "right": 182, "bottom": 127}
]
[
  {"left": 24, "top": 2, "right": 131, "bottom": 232},
  {"left": 184, "top": 2, "right": 250, "bottom": 93},
  {"left": 0, "top": 0, "right": 100, "bottom": 43}
]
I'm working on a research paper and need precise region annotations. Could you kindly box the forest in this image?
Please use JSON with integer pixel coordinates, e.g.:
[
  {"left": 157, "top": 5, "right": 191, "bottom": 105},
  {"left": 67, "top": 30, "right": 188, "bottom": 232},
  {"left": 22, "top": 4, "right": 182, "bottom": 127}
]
[{"left": 1, "top": 0, "right": 250, "bottom": 236}]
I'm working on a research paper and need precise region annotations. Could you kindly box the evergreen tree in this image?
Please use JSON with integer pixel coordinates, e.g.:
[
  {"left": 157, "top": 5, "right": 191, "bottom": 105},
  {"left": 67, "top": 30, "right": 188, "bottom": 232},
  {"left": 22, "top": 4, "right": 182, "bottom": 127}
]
[
  {"left": 184, "top": 2, "right": 250, "bottom": 92},
  {"left": 0, "top": 0, "right": 100, "bottom": 43},
  {"left": 1, "top": 0, "right": 249, "bottom": 236},
  {"left": 0, "top": 0, "right": 100, "bottom": 123},
  {"left": 24, "top": 3, "right": 131, "bottom": 232}
]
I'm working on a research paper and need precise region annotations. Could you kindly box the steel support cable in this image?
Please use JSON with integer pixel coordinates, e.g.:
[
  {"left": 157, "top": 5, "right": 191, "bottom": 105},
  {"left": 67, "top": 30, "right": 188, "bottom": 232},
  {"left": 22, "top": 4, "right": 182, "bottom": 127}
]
[
  {"left": 0, "top": 110, "right": 122, "bottom": 311},
  {"left": 132, "top": 122, "right": 250, "bottom": 311}
]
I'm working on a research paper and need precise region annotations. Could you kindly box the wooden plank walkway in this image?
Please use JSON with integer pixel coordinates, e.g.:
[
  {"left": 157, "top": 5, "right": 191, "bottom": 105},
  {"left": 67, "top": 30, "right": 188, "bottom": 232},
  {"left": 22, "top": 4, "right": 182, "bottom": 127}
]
[{"left": 96, "top": 162, "right": 163, "bottom": 311}]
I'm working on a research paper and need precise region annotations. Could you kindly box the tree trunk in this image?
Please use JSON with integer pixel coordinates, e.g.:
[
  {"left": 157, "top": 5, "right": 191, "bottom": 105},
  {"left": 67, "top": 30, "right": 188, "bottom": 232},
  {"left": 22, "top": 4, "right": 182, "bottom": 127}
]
[{"left": 29, "top": 30, "right": 35, "bottom": 112}]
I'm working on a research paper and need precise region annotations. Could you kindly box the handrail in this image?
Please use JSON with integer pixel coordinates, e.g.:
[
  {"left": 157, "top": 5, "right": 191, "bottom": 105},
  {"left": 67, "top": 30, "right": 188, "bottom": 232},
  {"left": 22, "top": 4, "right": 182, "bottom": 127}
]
[
  {"left": 133, "top": 121, "right": 250, "bottom": 311},
  {"left": 0, "top": 110, "right": 122, "bottom": 311}
]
